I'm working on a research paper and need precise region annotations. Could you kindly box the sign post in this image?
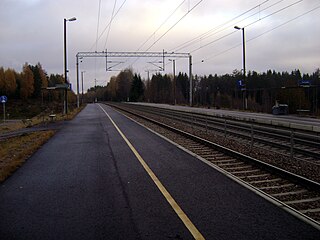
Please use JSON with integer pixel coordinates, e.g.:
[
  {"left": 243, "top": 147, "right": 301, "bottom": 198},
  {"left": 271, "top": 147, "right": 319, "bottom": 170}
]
[{"left": 0, "top": 96, "right": 7, "bottom": 122}]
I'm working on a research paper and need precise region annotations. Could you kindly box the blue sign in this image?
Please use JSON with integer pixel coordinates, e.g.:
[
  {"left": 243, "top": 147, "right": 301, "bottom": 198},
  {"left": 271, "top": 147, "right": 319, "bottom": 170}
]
[
  {"left": 0, "top": 95, "right": 7, "bottom": 103},
  {"left": 299, "top": 80, "right": 311, "bottom": 86},
  {"left": 237, "top": 80, "right": 245, "bottom": 89}
]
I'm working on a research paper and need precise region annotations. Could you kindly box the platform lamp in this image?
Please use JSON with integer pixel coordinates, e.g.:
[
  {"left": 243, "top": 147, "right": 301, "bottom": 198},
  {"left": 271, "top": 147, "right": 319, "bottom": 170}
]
[
  {"left": 64, "top": 17, "right": 76, "bottom": 114},
  {"left": 234, "top": 25, "right": 247, "bottom": 110},
  {"left": 169, "top": 59, "right": 176, "bottom": 105}
]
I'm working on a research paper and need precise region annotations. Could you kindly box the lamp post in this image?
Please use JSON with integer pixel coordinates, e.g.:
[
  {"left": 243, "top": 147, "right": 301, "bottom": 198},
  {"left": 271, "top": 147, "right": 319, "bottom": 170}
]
[
  {"left": 234, "top": 25, "right": 247, "bottom": 110},
  {"left": 64, "top": 17, "right": 76, "bottom": 114},
  {"left": 169, "top": 59, "right": 176, "bottom": 105},
  {"left": 81, "top": 71, "right": 85, "bottom": 105}
]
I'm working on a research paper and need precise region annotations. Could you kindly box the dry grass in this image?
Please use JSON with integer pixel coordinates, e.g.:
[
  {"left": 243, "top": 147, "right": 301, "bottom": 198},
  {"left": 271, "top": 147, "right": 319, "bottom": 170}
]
[
  {"left": 0, "top": 105, "right": 85, "bottom": 134},
  {"left": 0, "top": 121, "right": 25, "bottom": 133},
  {"left": 0, "top": 131, "right": 55, "bottom": 182},
  {"left": 0, "top": 106, "right": 85, "bottom": 183}
]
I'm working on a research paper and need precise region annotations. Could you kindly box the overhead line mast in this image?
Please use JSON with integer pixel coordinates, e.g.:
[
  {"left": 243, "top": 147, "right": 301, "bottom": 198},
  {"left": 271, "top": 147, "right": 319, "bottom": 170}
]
[{"left": 75, "top": 51, "right": 194, "bottom": 107}]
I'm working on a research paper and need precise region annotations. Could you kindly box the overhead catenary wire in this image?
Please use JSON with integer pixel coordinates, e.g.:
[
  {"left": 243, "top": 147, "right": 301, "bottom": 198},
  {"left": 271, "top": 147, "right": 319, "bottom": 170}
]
[
  {"left": 196, "top": 4, "right": 320, "bottom": 64},
  {"left": 171, "top": 0, "right": 272, "bottom": 52},
  {"left": 89, "top": 0, "right": 127, "bottom": 51},
  {"left": 103, "top": 0, "right": 118, "bottom": 50},
  {"left": 136, "top": 0, "right": 186, "bottom": 51},
  {"left": 128, "top": 0, "right": 202, "bottom": 72},
  {"left": 95, "top": 0, "right": 102, "bottom": 52},
  {"left": 144, "top": 0, "right": 204, "bottom": 52},
  {"left": 174, "top": 0, "right": 288, "bottom": 52},
  {"left": 188, "top": 0, "right": 304, "bottom": 54},
  {"left": 94, "top": 0, "right": 102, "bottom": 84}
]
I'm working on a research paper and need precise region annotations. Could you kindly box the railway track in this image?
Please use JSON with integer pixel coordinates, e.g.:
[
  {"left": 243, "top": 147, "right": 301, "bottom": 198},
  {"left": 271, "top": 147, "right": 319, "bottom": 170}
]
[
  {"left": 106, "top": 103, "right": 320, "bottom": 228},
  {"left": 117, "top": 104, "right": 320, "bottom": 164}
]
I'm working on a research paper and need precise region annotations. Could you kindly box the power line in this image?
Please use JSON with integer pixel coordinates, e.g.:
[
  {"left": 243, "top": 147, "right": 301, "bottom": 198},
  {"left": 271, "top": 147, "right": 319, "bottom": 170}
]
[
  {"left": 174, "top": 0, "right": 290, "bottom": 53},
  {"left": 95, "top": 0, "right": 102, "bottom": 52},
  {"left": 197, "top": 4, "right": 320, "bottom": 64},
  {"left": 136, "top": 0, "right": 186, "bottom": 51},
  {"left": 94, "top": 0, "right": 102, "bottom": 84},
  {"left": 144, "top": 0, "right": 204, "bottom": 52},
  {"left": 171, "top": 0, "right": 271, "bottom": 52},
  {"left": 244, "top": 0, "right": 303, "bottom": 29},
  {"left": 247, "top": 4, "right": 320, "bottom": 44},
  {"left": 103, "top": 0, "right": 118, "bottom": 50},
  {"left": 89, "top": 0, "right": 127, "bottom": 51},
  {"left": 189, "top": 0, "right": 303, "bottom": 54},
  {"left": 128, "top": 0, "right": 202, "bottom": 71}
]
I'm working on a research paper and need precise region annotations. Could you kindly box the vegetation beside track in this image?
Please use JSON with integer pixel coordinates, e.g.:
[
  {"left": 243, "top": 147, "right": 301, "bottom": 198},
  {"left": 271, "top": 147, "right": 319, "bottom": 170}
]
[
  {"left": 0, "top": 131, "right": 55, "bottom": 182},
  {"left": 0, "top": 105, "right": 85, "bottom": 183}
]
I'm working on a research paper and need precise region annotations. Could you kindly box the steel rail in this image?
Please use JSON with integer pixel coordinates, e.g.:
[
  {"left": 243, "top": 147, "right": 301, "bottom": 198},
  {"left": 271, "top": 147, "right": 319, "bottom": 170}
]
[
  {"left": 107, "top": 103, "right": 320, "bottom": 191},
  {"left": 122, "top": 104, "right": 320, "bottom": 161}
]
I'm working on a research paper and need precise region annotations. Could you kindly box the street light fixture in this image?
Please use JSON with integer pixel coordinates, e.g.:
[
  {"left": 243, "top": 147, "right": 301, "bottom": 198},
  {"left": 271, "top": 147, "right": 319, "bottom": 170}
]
[
  {"left": 169, "top": 59, "right": 176, "bottom": 105},
  {"left": 234, "top": 25, "right": 247, "bottom": 110},
  {"left": 64, "top": 17, "right": 76, "bottom": 114}
]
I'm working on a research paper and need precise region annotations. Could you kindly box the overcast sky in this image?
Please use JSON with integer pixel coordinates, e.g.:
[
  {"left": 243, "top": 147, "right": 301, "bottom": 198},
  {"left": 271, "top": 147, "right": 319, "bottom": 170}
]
[{"left": 0, "top": 0, "right": 319, "bottom": 92}]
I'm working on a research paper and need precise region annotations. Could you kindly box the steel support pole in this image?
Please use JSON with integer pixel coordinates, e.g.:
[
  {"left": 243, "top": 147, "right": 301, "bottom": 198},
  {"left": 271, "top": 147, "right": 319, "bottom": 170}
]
[
  {"left": 242, "top": 27, "right": 247, "bottom": 110},
  {"left": 76, "top": 55, "right": 79, "bottom": 108},
  {"left": 189, "top": 55, "right": 193, "bottom": 107},
  {"left": 173, "top": 59, "right": 176, "bottom": 105},
  {"left": 2, "top": 103, "right": 5, "bottom": 122},
  {"left": 64, "top": 18, "right": 68, "bottom": 114},
  {"left": 81, "top": 71, "right": 84, "bottom": 104}
]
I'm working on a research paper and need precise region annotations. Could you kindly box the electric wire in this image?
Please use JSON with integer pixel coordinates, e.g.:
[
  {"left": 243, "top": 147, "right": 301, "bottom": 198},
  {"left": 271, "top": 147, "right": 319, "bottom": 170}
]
[
  {"left": 177, "top": 0, "right": 293, "bottom": 53},
  {"left": 125, "top": 0, "right": 186, "bottom": 70},
  {"left": 196, "top": 4, "right": 320, "bottom": 64},
  {"left": 95, "top": 0, "right": 102, "bottom": 52},
  {"left": 244, "top": 0, "right": 303, "bottom": 29},
  {"left": 94, "top": 0, "right": 102, "bottom": 85},
  {"left": 127, "top": 0, "right": 202, "bottom": 72},
  {"left": 89, "top": 0, "right": 127, "bottom": 51},
  {"left": 144, "top": 0, "right": 204, "bottom": 52},
  {"left": 136, "top": 0, "right": 186, "bottom": 51},
  {"left": 103, "top": 0, "right": 118, "bottom": 50},
  {"left": 189, "top": 0, "right": 303, "bottom": 54},
  {"left": 171, "top": 0, "right": 271, "bottom": 52}
]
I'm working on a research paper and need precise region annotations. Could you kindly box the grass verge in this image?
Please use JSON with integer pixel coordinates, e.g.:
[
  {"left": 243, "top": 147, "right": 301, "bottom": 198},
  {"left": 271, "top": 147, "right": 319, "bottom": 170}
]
[
  {"left": 1, "top": 105, "right": 86, "bottom": 134},
  {"left": 0, "top": 131, "right": 55, "bottom": 183},
  {"left": 0, "top": 105, "right": 85, "bottom": 183}
]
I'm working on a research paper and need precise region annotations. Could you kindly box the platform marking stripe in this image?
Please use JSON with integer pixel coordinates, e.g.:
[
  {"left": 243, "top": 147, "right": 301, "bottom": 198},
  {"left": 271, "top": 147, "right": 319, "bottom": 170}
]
[{"left": 98, "top": 104, "right": 205, "bottom": 240}]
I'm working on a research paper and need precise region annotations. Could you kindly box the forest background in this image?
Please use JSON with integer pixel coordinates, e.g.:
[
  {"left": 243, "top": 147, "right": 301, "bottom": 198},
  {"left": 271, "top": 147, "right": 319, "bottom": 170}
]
[{"left": 1, "top": 63, "right": 319, "bottom": 118}]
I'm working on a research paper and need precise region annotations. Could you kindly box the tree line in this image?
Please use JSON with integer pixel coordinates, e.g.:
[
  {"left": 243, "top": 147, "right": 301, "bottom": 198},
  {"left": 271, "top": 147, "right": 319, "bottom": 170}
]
[
  {"left": 88, "top": 68, "right": 320, "bottom": 115},
  {"left": 1, "top": 62, "right": 319, "bottom": 115},
  {"left": 0, "top": 63, "right": 76, "bottom": 104}
]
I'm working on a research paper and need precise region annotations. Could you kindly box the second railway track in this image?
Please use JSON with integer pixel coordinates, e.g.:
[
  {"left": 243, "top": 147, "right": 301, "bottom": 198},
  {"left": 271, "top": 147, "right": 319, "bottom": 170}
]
[{"left": 105, "top": 102, "right": 320, "bottom": 229}]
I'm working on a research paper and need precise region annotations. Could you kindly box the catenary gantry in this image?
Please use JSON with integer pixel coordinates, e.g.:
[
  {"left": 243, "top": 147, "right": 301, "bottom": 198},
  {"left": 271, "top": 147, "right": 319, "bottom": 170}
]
[{"left": 75, "top": 51, "right": 193, "bottom": 108}]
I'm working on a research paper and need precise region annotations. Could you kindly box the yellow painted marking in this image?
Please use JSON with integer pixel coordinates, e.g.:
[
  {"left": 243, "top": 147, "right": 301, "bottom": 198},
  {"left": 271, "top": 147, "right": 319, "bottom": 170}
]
[{"left": 98, "top": 104, "right": 205, "bottom": 240}]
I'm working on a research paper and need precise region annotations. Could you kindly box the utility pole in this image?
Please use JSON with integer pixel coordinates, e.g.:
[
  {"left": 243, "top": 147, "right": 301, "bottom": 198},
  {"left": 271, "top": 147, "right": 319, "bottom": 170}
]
[
  {"left": 76, "top": 55, "right": 79, "bottom": 108},
  {"left": 169, "top": 59, "right": 176, "bottom": 105},
  {"left": 64, "top": 18, "right": 67, "bottom": 114},
  {"left": 235, "top": 26, "right": 247, "bottom": 110},
  {"left": 189, "top": 54, "right": 193, "bottom": 107},
  {"left": 64, "top": 17, "right": 76, "bottom": 114},
  {"left": 81, "top": 71, "right": 85, "bottom": 104},
  {"left": 95, "top": 78, "right": 97, "bottom": 103}
]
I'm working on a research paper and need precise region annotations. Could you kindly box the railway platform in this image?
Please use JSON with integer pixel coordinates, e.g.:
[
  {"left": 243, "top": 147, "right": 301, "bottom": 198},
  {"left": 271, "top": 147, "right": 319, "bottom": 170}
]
[
  {"left": 129, "top": 102, "right": 320, "bottom": 133},
  {"left": 0, "top": 104, "right": 319, "bottom": 239}
]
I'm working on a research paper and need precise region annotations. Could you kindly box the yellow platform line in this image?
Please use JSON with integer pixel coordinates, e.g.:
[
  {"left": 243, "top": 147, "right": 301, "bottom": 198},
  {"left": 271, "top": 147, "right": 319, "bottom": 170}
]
[{"left": 98, "top": 104, "right": 205, "bottom": 240}]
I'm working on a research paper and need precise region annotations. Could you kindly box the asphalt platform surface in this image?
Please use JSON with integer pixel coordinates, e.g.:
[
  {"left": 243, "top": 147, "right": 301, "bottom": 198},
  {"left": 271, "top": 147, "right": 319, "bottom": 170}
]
[{"left": 0, "top": 103, "right": 319, "bottom": 239}]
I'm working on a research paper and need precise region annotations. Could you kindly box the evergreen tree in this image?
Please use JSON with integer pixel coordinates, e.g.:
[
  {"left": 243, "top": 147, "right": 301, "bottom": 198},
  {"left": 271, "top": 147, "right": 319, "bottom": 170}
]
[
  {"left": 129, "top": 74, "right": 144, "bottom": 102},
  {"left": 20, "top": 63, "right": 34, "bottom": 99},
  {"left": 30, "top": 63, "right": 48, "bottom": 98}
]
